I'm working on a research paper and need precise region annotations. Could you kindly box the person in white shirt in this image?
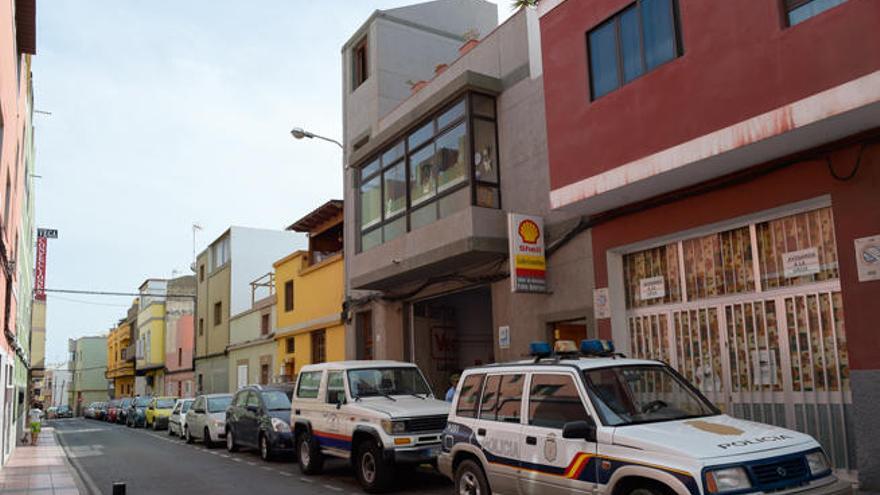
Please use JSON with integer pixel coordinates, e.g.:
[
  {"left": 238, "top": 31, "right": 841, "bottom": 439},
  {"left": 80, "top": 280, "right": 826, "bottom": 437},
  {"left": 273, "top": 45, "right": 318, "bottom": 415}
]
[{"left": 28, "top": 405, "right": 43, "bottom": 445}]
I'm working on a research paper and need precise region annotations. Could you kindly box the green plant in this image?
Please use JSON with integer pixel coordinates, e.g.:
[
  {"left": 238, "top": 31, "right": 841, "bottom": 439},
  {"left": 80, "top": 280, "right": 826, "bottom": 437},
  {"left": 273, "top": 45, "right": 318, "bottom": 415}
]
[{"left": 512, "top": 0, "right": 538, "bottom": 9}]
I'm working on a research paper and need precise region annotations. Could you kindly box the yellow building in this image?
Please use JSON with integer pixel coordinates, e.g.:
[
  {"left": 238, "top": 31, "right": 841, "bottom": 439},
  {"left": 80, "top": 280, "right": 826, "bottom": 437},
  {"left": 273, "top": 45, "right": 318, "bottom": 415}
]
[
  {"left": 137, "top": 280, "right": 168, "bottom": 395},
  {"left": 275, "top": 201, "right": 345, "bottom": 380},
  {"left": 106, "top": 310, "right": 135, "bottom": 398}
]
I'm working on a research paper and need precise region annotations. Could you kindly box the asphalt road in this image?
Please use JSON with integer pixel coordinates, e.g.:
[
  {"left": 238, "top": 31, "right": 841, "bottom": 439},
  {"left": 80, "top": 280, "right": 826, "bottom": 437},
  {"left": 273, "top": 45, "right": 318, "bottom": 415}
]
[{"left": 50, "top": 418, "right": 452, "bottom": 495}]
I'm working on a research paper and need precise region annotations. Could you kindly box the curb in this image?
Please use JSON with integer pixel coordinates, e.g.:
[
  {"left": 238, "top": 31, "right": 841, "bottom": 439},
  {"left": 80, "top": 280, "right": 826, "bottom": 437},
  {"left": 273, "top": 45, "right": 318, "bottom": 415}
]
[{"left": 54, "top": 425, "right": 103, "bottom": 495}]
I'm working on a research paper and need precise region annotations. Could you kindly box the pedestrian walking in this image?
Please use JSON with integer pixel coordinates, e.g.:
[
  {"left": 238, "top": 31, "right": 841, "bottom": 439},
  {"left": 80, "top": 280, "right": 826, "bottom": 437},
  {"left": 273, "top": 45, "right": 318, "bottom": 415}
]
[{"left": 28, "top": 404, "right": 44, "bottom": 446}]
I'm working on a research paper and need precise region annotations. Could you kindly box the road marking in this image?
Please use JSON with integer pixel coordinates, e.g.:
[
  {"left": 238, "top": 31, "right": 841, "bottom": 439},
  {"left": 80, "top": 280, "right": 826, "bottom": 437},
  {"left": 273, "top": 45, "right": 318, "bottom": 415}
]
[
  {"left": 279, "top": 472, "right": 292, "bottom": 477},
  {"left": 232, "top": 458, "right": 242, "bottom": 462},
  {"left": 261, "top": 466, "right": 274, "bottom": 471},
  {"left": 247, "top": 461, "right": 257, "bottom": 466},
  {"left": 322, "top": 484, "right": 343, "bottom": 492},
  {"left": 300, "top": 477, "right": 314, "bottom": 483},
  {"left": 220, "top": 454, "right": 230, "bottom": 458}
]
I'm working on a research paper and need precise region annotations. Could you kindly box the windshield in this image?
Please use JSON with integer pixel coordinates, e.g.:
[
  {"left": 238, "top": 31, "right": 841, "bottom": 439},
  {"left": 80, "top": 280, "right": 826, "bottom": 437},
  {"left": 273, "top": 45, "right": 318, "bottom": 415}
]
[
  {"left": 120, "top": 400, "right": 131, "bottom": 407},
  {"left": 181, "top": 401, "right": 193, "bottom": 413},
  {"left": 207, "top": 397, "right": 232, "bottom": 413},
  {"left": 347, "top": 367, "right": 431, "bottom": 398},
  {"left": 157, "top": 399, "right": 175, "bottom": 409},
  {"left": 134, "top": 397, "right": 151, "bottom": 407},
  {"left": 262, "top": 391, "right": 291, "bottom": 410},
  {"left": 583, "top": 365, "right": 718, "bottom": 426}
]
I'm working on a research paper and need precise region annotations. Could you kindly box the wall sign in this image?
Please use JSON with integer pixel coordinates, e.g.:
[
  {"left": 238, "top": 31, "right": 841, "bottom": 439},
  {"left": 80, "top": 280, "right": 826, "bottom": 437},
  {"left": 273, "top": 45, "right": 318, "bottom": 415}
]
[
  {"left": 508, "top": 213, "right": 547, "bottom": 293},
  {"left": 782, "top": 247, "right": 820, "bottom": 278},
  {"left": 854, "top": 235, "right": 880, "bottom": 282},
  {"left": 498, "top": 326, "right": 510, "bottom": 349},
  {"left": 639, "top": 276, "right": 665, "bottom": 301},
  {"left": 593, "top": 288, "right": 610, "bottom": 319}
]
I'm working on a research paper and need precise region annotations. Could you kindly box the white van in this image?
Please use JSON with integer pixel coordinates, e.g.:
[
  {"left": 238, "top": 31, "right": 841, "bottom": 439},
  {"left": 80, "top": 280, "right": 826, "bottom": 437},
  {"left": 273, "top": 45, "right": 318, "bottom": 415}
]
[{"left": 438, "top": 340, "right": 851, "bottom": 495}]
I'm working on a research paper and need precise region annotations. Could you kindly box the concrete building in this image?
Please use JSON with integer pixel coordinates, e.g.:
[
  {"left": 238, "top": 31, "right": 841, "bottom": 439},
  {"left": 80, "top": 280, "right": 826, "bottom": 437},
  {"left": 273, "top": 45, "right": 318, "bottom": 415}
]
[
  {"left": 274, "top": 201, "right": 345, "bottom": 381},
  {"left": 228, "top": 293, "right": 275, "bottom": 391},
  {"left": 105, "top": 302, "right": 136, "bottom": 398},
  {"left": 342, "top": 1, "right": 594, "bottom": 395},
  {"left": 0, "top": 0, "right": 37, "bottom": 466},
  {"left": 135, "top": 279, "right": 168, "bottom": 396},
  {"left": 45, "top": 363, "right": 70, "bottom": 408},
  {"left": 194, "top": 227, "right": 303, "bottom": 394},
  {"left": 69, "top": 336, "right": 109, "bottom": 416},
  {"left": 536, "top": 0, "right": 879, "bottom": 486},
  {"left": 163, "top": 276, "right": 196, "bottom": 397}
]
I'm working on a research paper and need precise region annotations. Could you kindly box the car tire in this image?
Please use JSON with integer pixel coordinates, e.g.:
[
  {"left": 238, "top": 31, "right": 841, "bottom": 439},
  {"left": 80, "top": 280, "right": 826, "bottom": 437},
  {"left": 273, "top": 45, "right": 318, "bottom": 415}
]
[
  {"left": 226, "top": 428, "right": 238, "bottom": 452},
  {"left": 454, "top": 459, "right": 490, "bottom": 495},
  {"left": 355, "top": 438, "right": 393, "bottom": 493},
  {"left": 259, "top": 433, "right": 273, "bottom": 462},
  {"left": 628, "top": 486, "right": 667, "bottom": 495},
  {"left": 152, "top": 420, "right": 158, "bottom": 431},
  {"left": 185, "top": 426, "right": 194, "bottom": 444},
  {"left": 204, "top": 427, "right": 215, "bottom": 448},
  {"left": 297, "top": 430, "right": 323, "bottom": 475}
]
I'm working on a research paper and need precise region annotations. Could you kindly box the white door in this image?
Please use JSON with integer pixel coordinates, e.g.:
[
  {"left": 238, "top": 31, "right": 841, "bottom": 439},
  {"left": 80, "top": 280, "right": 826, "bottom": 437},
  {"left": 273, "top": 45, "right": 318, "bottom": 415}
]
[{"left": 237, "top": 365, "right": 248, "bottom": 390}]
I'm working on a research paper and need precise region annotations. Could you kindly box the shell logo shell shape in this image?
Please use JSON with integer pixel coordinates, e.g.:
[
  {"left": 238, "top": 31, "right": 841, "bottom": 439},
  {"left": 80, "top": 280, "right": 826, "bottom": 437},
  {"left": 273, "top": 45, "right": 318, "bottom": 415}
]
[{"left": 518, "top": 219, "right": 541, "bottom": 244}]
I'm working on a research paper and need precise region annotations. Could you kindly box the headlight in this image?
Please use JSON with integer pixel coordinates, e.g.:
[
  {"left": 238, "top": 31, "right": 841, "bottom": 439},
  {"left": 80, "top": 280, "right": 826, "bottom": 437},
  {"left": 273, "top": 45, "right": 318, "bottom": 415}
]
[
  {"left": 806, "top": 451, "right": 830, "bottom": 476},
  {"left": 271, "top": 417, "right": 290, "bottom": 433},
  {"left": 705, "top": 467, "right": 751, "bottom": 494},
  {"left": 380, "top": 419, "right": 406, "bottom": 435},
  {"left": 211, "top": 418, "right": 225, "bottom": 428}
]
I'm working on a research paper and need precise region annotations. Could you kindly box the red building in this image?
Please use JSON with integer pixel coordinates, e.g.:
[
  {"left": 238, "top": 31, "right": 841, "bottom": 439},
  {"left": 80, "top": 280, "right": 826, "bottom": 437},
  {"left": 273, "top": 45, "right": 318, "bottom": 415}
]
[{"left": 537, "top": 0, "right": 879, "bottom": 487}]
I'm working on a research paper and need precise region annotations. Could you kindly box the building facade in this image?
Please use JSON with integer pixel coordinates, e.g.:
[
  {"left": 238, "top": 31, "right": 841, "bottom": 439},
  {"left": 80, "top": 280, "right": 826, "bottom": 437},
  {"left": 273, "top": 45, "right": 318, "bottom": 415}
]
[
  {"left": 163, "top": 276, "right": 196, "bottom": 398},
  {"left": 536, "top": 0, "right": 879, "bottom": 486},
  {"left": 69, "top": 336, "right": 109, "bottom": 416},
  {"left": 194, "top": 227, "right": 302, "bottom": 394},
  {"left": 46, "top": 363, "right": 70, "bottom": 408},
  {"left": 274, "top": 201, "right": 345, "bottom": 382},
  {"left": 228, "top": 294, "right": 275, "bottom": 391},
  {"left": 342, "top": 1, "right": 595, "bottom": 395},
  {"left": 136, "top": 279, "right": 168, "bottom": 396},
  {"left": 105, "top": 312, "right": 135, "bottom": 398}
]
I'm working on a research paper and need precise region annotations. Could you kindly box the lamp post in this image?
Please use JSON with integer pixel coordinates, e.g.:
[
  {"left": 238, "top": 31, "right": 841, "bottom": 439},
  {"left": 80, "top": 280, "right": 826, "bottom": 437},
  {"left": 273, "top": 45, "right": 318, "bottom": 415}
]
[{"left": 289, "top": 127, "right": 344, "bottom": 149}]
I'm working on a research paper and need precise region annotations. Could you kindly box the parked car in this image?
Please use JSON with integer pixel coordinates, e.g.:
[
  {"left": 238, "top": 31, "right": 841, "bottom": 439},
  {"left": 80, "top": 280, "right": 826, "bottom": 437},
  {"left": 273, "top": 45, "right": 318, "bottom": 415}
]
[
  {"left": 126, "top": 396, "right": 152, "bottom": 427},
  {"left": 438, "top": 340, "right": 851, "bottom": 495},
  {"left": 106, "top": 399, "right": 122, "bottom": 423},
  {"left": 226, "top": 385, "right": 294, "bottom": 461},
  {"left": 145, "top": 396, "right": 177, "bottom": 430},
  {"left": 291, "top": 361, "right": 449, "bottom": 492},
  {"left": 117, "top": 398, "right": 133, "bottom": 424},
  {"left": 83, "top": 402, "right": 98, "bottom": 419},
  {"left": 55, "top": 405, "right": 73, "bottom": 419},
  {"left": 96, "top": 402, "right": 110, "bottom": 421},
  {"left": 168, "top": 398, "right": 194, "bottom": 437},
  {"left": 46, "top": 406, "right": 57, "bottom": 419},
  {"left": 185, "top": 394, "right": 232, "bottom": 447}
]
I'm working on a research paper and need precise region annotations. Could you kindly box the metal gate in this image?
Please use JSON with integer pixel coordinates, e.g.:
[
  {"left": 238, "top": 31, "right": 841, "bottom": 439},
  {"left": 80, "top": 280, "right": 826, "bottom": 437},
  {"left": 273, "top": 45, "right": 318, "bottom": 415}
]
[{"left": 627, "top": 282, "right": 855, "bottom": 473}]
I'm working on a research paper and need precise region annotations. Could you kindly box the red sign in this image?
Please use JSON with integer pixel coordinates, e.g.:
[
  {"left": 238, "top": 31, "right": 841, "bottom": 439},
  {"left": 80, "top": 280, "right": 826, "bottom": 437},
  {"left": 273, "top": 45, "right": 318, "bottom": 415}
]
[{"left": 35, "top": 236, "right": 47, "bottom": 301}]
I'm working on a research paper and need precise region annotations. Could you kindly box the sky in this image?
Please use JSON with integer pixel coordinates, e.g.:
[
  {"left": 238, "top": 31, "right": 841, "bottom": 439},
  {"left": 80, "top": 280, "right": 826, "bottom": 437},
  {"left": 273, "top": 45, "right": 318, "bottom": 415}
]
[{"left": 33, "top": 1, "right": 514, "bottom": 364}]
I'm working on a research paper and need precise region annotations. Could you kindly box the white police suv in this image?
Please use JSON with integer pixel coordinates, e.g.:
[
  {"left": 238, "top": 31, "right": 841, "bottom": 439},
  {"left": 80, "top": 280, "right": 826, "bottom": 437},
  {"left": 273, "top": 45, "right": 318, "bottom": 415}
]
[
  {"left": 290, "top": 361, "right": 450, "bottom": 492},
  {"left": 438, "top": 340, "right": 851, "bottom": 495}
]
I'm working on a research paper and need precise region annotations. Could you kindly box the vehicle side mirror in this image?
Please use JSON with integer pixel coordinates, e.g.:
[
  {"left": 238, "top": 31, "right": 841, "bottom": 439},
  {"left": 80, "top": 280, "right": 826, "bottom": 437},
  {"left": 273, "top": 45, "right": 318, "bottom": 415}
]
[{"left": 562, "top": 418, "right": 597, "bottom": 443}]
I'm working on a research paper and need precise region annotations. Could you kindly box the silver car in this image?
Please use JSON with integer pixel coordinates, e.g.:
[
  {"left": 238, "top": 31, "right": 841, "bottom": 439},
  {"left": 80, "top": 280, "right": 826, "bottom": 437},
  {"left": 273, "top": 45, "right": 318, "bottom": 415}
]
[
  {"left": 168, "top": 398, "right": 194, "bottom": 437},
  {"left": 184, "top": 394, "right": 232, "bottom": 447}
]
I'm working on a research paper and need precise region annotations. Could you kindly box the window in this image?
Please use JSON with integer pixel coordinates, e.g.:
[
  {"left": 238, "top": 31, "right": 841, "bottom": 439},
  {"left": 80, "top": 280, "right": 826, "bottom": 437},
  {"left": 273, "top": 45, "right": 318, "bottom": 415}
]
[
  {"left": 199, "top": 264, "right": 205, "bottom": 282},
  {"left": 260, "top": 364, "right": 269, "bottom": 385},
  {"left": 297, "top": 371, "right": 322, "bottom": 399},
  {"left": 357, "top": 93, "right": 500, "bottom": 251},
  {"left": 353, "top": 36, "right": 369, "bottom": 89},
  {"left": 3, "top": 175, "right": 10, "bottom": 228},
  {"left": 234, "top": 391, "right": 248, "bottom": 407},
  {"left": 478, "top": 374, "right": 524, "bottom": 423},
  {"left": 260, "top": 314, "right": 270, "bottom": 335},
  {"left": 285, "top": 337, "right": 295, "bottom": 354},
  {"left": 284, "top": 280, "right": 294, "bottom": 312},
  {"left": 198, "top": 318, "right": 204, "bottom": 336},
  {"left": 785, "top": 0, "right": 847, "bottom": 26},
  {"left": 211, "top": 236, "right": 230, "bottom": 271},
  {"left": 356, "top": 312, "right": 373, "bottom": 360},
  {"left": 528, "top": 374, "right": 590, "bottom": 429},
  {"left": 326, "top": 371, "right": 345, "bottom": 404},
  {"left": 588, "top": 0, "right": 682, "bottom": 99},
  {"left": 178, "top": 348, "right": 182, "bottom": 367},
  {"left": 311, "top": 330, "right": 326, "bottom": 364},
  {"left": 456, "top": 374, "right": 485, "bottom": 418},
  {"left": 213, "top": 302, "right": 222, "bottom": 325}
]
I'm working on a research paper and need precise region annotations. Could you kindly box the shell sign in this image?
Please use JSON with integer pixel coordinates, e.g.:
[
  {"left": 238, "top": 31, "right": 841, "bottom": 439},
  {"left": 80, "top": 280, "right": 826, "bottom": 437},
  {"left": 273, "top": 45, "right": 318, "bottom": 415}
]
[{"left": 508, "top": 213, "right": 547, "bottom": 293}]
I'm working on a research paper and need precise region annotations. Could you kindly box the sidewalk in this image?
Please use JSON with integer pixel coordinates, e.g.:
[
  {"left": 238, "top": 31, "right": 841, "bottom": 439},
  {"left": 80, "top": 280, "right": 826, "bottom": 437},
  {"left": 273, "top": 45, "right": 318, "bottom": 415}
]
[{"left": 0, "top": 427, "right": 80, "bottom": 494}]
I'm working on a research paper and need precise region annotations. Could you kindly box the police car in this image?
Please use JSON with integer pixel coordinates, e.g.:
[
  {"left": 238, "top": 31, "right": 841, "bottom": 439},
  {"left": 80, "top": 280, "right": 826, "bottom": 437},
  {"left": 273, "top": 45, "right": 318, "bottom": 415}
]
[
  {"left": 290, "top": 361, "right": 450, "bottom": 492},
  {"left": 438, "top": 340, "right": 851, "bottom": 495}
]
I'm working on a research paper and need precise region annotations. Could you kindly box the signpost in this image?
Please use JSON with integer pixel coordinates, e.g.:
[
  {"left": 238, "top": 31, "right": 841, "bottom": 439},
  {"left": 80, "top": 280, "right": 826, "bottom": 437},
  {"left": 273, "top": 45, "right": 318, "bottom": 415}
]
[
  {"left": 508, "top": 213, "right": 547, "bottom": 293},
  {"left": 35, "top": 228, "right": 58, "bottom": 301}
]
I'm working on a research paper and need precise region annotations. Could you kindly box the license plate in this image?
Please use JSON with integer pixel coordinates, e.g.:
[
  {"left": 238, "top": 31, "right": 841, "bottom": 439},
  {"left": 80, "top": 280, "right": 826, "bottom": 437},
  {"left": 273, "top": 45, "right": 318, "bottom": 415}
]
[{"left": 422, "top": 446, "right": 440, "bottom": 456}]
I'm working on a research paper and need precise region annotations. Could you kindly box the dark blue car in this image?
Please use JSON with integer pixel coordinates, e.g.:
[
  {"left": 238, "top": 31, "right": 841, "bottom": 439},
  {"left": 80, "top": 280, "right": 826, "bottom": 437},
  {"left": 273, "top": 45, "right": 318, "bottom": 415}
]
[{"left": 225, "top": 385, "right": 294, "bottom": 461}]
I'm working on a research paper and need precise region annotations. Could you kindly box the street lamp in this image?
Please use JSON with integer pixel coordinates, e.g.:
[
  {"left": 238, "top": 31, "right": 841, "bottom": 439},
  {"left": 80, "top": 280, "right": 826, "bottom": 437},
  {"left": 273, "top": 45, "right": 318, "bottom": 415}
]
[{"left": 289, "top": 127, "right": 343, "bottom": 149}]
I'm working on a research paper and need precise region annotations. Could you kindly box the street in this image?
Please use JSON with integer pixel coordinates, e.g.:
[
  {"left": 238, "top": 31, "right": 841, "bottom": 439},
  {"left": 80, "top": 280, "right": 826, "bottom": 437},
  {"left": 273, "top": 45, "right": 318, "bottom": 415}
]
[{"left": 50, "top": 418, "right": 452, "bottom": 495}]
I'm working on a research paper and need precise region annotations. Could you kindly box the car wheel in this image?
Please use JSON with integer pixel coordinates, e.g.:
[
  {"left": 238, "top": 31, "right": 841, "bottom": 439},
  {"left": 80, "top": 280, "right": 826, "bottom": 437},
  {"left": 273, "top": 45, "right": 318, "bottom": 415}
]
[
  {"left": 226, "top": 428, "right": 238, "bottom": 452},
  {"left": 185, "top": 426, "right": 194, "bottom": 444},
  {"left": 204, "top": 427, "right": 215, "bottom": 448},
  {"left": 454, "top": 459, "right": 490, "bottom": 495},
  {"left": 297, "top": 430, "right": 323, "bottom": 475},
  {"left": 355, "top": 438, "right": 393, "bottom": 493},
  {"left": 628, "top": 487, "right": 667, "bottom": 495},
  {"left": 260, "top": 433, "right": 273, "bottom": 462},
  {"left": 152, "top": 420, "right": 158, "bottom": 431}
]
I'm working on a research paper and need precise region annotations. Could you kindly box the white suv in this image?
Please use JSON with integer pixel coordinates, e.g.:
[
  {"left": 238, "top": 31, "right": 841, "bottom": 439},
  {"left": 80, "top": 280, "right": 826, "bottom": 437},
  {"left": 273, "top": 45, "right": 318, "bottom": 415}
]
[
  {"left": 291, "top": 361, "right": 450, "bottom": 492},
  {"left": 439, "top": 340, "right": 852, "bottom": 495}
]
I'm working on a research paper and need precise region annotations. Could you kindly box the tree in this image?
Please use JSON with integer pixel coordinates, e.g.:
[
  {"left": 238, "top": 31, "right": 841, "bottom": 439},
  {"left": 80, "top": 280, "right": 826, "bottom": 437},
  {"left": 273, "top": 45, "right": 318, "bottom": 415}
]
[{"left": 511, "top": 0, "right": 538, "bottom": 9}]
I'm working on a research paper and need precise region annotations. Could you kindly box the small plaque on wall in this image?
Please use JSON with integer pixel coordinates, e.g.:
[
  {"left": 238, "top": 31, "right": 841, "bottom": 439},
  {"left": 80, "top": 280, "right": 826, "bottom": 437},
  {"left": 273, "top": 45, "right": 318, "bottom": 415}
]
[{"left": 855, "top": 235, "right": 880, "bottom": 282}]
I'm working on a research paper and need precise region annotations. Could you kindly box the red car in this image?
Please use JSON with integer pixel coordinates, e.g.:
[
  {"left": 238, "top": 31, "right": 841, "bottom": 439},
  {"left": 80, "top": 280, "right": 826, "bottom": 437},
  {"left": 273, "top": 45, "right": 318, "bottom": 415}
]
[{"left": 106, "top": 399, "right": 123, "bottom": 423}]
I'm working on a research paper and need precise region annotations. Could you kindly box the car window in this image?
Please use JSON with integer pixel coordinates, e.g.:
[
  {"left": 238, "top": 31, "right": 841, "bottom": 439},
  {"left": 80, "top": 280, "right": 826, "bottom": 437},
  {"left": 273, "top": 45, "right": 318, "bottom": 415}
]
[
  {"left": 262, "top": 391, "right": 291, "bottom": 410},
  {"left": 297, "top": 371, "right": 322, "bottom": 399},
  {"left": 479, "top": 374, "right": 524, "bottom": 423},
  {"left": 456, "top": 374, "right": 485, "bottom": 418},
  {"left": 233, "top": 391, "right": 247, "bottom": 407},
  {"left": 192, "top": 398, "right": 203, "bottom": 412},
  {"left": 208, "top": 396, "right": 233, "bottom": 413},
  {"left": 529, "top": 374, "right": 591, "bottom": 429},
  {"left": 172, "top": 403, "right": 181, "bottom": 414},
  {"left": 182, "top": 401, "right": 193, "bottom": 413},
  {"left": 245, "top": 392, "right": 261, "bottom": 409},
  {"left": 326, "top": 371, "right": 345, "bottom": 404},
  {"left": 157, "top": 399, "right": 175, "bottom": 408}
]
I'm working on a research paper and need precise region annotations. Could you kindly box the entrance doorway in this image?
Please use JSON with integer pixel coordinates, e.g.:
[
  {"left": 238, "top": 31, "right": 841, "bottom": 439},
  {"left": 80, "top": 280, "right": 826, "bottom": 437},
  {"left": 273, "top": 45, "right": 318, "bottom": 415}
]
[
  {"left": 410, "top": 287, "right": 494, "bottom": 397},
  {"left": 548, "top": 318, "right": 589, "bottom": 345}
]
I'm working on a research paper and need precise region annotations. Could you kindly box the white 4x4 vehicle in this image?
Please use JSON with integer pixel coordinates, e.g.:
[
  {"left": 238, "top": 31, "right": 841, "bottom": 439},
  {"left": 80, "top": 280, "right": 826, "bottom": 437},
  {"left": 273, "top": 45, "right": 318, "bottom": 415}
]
[
  {"left": 291, "top": 361, "right": 450, "bottom": 492},
  {"left": 439, "top": 341, "right": 851, "bottom": 495}
]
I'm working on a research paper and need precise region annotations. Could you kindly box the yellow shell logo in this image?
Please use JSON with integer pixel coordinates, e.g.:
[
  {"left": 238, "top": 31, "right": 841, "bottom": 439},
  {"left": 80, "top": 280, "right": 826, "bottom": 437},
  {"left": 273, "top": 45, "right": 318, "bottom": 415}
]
[
  {"left": 684, "top": 420, "right": 744, "bottom": 436},
  {"left": 518, "top": 219, "right": 541, "bottom": 244}
]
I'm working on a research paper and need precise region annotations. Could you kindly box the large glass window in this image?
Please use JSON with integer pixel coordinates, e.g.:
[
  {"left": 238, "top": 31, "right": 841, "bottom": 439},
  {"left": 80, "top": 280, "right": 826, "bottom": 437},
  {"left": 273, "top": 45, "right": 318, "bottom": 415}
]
[
  {"left": 588, "top": 0, "right": 681, "bottom": 99},
  {"left": 456, "top": 374, "right": 485, "bottom": 418},
  {"left": 357, "top": 92, "right": 501, "bottom": 252},
  {"left": 528, "top": 374, "right": 591, "bottom": 429},
  {"left": 785, "top": 0, "right": 847, "bottom": 26},
  {"left": 478, "top": 374, "right": 524, "bottom": 423}
]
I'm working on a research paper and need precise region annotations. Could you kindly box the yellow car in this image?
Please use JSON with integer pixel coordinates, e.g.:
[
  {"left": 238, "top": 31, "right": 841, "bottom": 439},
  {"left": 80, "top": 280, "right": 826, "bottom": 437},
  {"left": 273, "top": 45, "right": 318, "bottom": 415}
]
[{"left": 145, "top": 397, "right": 177, "bottom": 430}]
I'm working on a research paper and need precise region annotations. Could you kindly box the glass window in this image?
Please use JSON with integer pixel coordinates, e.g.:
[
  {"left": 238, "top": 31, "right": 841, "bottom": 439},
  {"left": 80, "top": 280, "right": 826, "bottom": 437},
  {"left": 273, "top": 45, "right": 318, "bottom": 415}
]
[
  {"left": 326, "top": 371, "right": 346, "bottom": 404},
  {"left": 529, "top": 374, "right": 590, "bottom": 429},
  {"left": 681, "top": 226, "right": 754, "bottom": 300},
  {"left": 361, "top": 229, "right": 382, "bottom": 252},
  {"left": 620, "top": 7, "right": 643, "bottom": 83},
  {"left": 456, "top": 374, "right": 485, "bottom": 418},
  {"left": 622, "top": 242, "right": 682, "bottom": 309},
  {"left": 347, "top": 367, "right": 431, "bottom": 398},
  {"left": 382, "top": 141, "right": 404, "bottom": 166},
  {"left": 362, "top": 158, "right": 380, "bottom": 179},
  {"left": 410, "top": 203, "right": 437, "bottom": 231},
  {"left": 409, "top": 145, "right": 436, "bottom": 206},
  {"left": 263, "top": 391, "right": 291, "bottom": 410},
  {"left": 245, "top": 392, "right": 260, "bottom": 409},
  {"left": 437, "top": 99, "right": 466, "bottom": 130},
  {"left": 383, "top": 217, "right": 406, "bottom": 243},
  {"left": 473, "top": 119, "right": 498, "bottom": 183},
  {"left": 408, "top": 121, "right": 434, "bottom": 150},
  {"left": 641, "top": 0, "right": 676, "bottom": 70},
  {"left": 755, "top": 207, "right": 838, "bottom": 289},
  {"left": 472, "top": 94, "right": 495, "bottom": 119},
  {"left": 383, "top": 162, "right": 406, "bottom": 218},
  {"left": 475, "top": 185, "right": 499, "bottom": 209},
  {"left": 435, "top": 123, "right": 467, "bottom": 192},
  {"left": 589, "top": 20, "right": 620, "bottom": 99},
  {"left": 787, "top": 0, "right": 847, "bottom": 26},
  {"left": 208, "top": 396, "right": 232, "bottom": 413},
  {"left": 479, "top": 374, "right": 524, "bottom": 423},
  {"left": 297, "top": 371, "right": 322, "bottom": 399},
  {"left": 360, "top": 175, "right": 381, "bottom": 230}
]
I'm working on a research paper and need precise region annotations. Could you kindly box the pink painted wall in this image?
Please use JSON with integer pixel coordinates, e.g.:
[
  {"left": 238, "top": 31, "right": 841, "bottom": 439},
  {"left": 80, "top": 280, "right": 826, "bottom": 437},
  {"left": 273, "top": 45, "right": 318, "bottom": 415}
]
[{"left": 165, "top": 314, "right": 194, "bottom": 373}]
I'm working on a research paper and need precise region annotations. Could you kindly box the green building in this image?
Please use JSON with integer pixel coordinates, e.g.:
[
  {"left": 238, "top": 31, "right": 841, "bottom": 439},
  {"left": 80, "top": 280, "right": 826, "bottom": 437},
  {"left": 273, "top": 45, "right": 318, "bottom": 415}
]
[{"left": 69, "top": 336, "right": 110, "bottom": 415}]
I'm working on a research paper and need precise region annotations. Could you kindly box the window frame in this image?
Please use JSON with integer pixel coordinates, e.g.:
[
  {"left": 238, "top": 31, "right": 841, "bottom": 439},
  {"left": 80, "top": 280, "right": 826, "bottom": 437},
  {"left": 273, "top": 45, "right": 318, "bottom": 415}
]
[
  {"left": 586, "top": 0, "right": 683, "bottom": 100},
  {"left": 783, "top": 0, "right": 847, "bottom": 26},
  {"left": 356, "top": 92, "right": 502, "bottom": 253},
  {"left": 296, "top": 371, "right": 323, "bottom": 400},
  {"left": 352, "top": 36, "right": 369, "bottom": 90},
  {"left": 213, "top": 302, "right": 222, "bottom": 326},
  {"left": 284, "top": 280, "right": 294, "bottom": 312},
  {"left": 477, "top": 373, "right": 525, "bottom": 424},
  {"left": 526, "top": 372, "right": 592, "bottom": 430},
  {"left": 311, "top": 330, "right": 327, "bottom": 364}
]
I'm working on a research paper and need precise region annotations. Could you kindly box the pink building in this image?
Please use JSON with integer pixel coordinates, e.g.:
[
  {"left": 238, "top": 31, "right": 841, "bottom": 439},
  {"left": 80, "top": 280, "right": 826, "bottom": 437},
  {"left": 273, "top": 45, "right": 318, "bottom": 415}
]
[{"left": 164, "top": 276, "right": 196, "bottom": 398}]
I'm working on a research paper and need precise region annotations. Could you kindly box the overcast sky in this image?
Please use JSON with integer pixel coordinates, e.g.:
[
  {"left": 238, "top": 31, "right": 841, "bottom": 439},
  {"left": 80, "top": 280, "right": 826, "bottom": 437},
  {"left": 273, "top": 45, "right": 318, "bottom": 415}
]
[{"left": 33, "top": 1, "right": 513, "bottom": 364}]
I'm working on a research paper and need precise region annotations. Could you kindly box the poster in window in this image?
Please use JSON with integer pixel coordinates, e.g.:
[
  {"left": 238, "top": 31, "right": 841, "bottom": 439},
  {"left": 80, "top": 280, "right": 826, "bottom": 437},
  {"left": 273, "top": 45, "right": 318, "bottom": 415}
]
[
  {"left": 782, "top": 247, "right": 820, "bottom": 278},
  {"left": 639, "top": 276, "right": 665, "bottom": 301}
]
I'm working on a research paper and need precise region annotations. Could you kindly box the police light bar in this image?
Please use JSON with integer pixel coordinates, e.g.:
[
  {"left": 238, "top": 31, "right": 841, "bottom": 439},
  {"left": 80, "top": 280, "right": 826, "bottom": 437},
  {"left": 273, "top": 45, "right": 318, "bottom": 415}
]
[
  {"left": 529, "top": 341, "right": 552, "bottom": 358},
  {"left": 554, "top": 340, "right": 579, "bottom": 355},
  {"left": 580, "top": 339, "right": 615, "bottom": 356}
]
